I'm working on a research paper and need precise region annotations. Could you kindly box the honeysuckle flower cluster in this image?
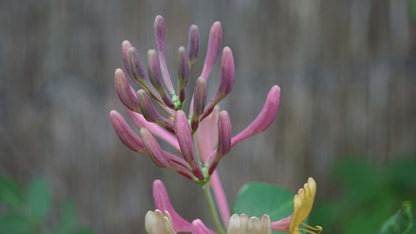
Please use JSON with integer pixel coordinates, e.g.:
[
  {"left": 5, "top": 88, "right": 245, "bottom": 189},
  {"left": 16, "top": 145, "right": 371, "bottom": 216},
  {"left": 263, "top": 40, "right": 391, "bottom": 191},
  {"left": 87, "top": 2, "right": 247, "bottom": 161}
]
[{"left": 110, "top": 15, "right": 322, "bottom": 234}]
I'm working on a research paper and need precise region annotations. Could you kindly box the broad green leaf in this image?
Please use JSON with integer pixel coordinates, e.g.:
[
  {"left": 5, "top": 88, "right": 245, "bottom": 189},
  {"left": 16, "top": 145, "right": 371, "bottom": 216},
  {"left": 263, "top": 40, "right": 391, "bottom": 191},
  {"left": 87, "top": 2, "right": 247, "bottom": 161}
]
[
  {"left": 0, "top": 214, "right": 33, "bottom": 233},
  {"left": 379, "top": 202, "right": 415, "bottom": 234},
  {"left": 27, "top": 177, "right": 51, "bottom": 219},
  {"left": 232, "top": 182, "right": 294, "bottom": 234},
  {"left": 0, "top": 175, "right": 24, "bottom": 208}
]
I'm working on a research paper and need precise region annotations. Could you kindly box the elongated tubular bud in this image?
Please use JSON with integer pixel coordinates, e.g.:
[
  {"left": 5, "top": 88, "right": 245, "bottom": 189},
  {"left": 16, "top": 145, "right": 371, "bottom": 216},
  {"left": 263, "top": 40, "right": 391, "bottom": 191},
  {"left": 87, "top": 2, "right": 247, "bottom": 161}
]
[
  {"left": 114, "top": 69, "right": 140, "bottom": 112},
  {"left": 200, "top": 21, "right": 222, "bottom": 80},
  {"left": 147, "top": 49, "right": 175, "bottom": 108},
  {"left": 128, "top": 47, "right": 163, "bottom": 103},
  {"left": 187, "top": 25, "right": 199, "bottom": 63},
  {"left": 153, "top": 180, "right": 193, "bottom": 232},
  {"left": 177, "top": 46, "right": 189, "bottom": 103},
  {"left": 154, "top": 15, "right": 174, "bottom": 93},
  {"left": 208, "top": 111, "right": 231, "bottom": 175},
  {"left": 122, "top": 40, "right": 133, "bottom": 78},
  {"left": 137, "top": 89, "right": 174, "bottom": 132},
  {"left": 140, "top": 128, "right": 170, "bottom": 168},
  {"left": 231, "top": 85, "right": 281, "bottom": 147},
  {"left": 174, "top": 111, "right": 204, "bottom": 180},
  {"left": 191, "top": 77, "right": 207, "bottom": 131},
  {"left": 110, "top": 110, "right": 145, "bottom": 152},
  {"left": 200, "top": 47, "right": 235, "bottom": 120},
  {"left": 126, "top": 110, "right": 180, "bottom": 152}
]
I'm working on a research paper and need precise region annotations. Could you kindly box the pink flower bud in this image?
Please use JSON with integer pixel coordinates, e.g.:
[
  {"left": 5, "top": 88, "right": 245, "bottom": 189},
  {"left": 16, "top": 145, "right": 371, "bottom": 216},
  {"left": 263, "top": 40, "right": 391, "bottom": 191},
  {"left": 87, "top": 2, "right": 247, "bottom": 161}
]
[
  {"left": 137, "top": 89, "right": 174, "bottom": 132},
  {"left": 154, "top": 15, "right": 174, "bottom": 93},
  {"left": 128, "top": 46, "right": 148, "bottom": 85},
  {"left": 153, "top": 180, "right": 193, "bottom": 232},
  {"left": 140, "top": 128, "right": 170, "bottom": 168},
  {"left": 200, "top": 47, "right": 235, "bottom": 120},
  {"left": 147, "top": 49, "right": 175, "bottom": 108},
  {"left": 177, "top": 46, "right": 189, "bottom": 103},
  {"left": 200, "top": 22, "right": 222, "bottom": 80},
  {"left": 114, "top": 69, "right": 140, "bottom": 112},
  {"left": 126, "top": 110, "right": 180, "bottom": 152},
  {"left": 187, "top": 25, "right": 199, "bottom": 62},
  {"left": 121, "top": 40, "right": 133, "bottom": 79},
  {"left": 208, "top": 111, "right": 231, "bottom": 175},
  {"left": 271, "top": 215, "right": 291, "bottom": 232},
  {"left": 174, "top": 111, "right": 204, "bottom": 180},
  {"left": 110, "top": 110, "right": 145, "bottom": 152},
  {"left": 231, "top": 85, "right": 281, "bottom": 147},
  {"left": 191, "top": 77, "right": 207, "bottom": 131}
]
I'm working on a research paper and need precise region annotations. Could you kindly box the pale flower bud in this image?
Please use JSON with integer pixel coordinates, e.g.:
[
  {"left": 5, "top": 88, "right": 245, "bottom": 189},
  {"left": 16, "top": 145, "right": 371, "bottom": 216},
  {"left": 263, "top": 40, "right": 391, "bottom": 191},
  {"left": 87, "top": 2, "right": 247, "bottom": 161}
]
[
  {"left": 227, "top": 214, "right": 271, "bottom": 234},
  {"left": 145, "top": 210, "right": 176, "bottom": 234}
]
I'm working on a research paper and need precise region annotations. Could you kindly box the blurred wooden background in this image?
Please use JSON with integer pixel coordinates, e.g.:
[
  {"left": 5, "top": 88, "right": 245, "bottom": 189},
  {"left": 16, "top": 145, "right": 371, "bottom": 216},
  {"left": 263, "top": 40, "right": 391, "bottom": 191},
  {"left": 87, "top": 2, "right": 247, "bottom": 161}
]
[{"left": 1, "top": 0, "right": 415, "bottom": 232}]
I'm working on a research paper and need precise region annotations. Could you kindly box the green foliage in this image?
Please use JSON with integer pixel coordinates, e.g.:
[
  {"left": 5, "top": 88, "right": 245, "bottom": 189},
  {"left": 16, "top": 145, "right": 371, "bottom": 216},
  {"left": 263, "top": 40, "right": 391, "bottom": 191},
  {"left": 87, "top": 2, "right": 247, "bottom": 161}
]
[
  {"left": 0, "top": 175, "right": 94, "bottom": 234},
  {"left": 380, "top": 202, "right": 415, "bottom": 234},
  {"left": 411, "top": 0, "right": 416, "bottom": 20},
  {"left": 232, "top": 182, "right": 294, "bottom": 234},
  {"left": 309, "top": 156, "right": 416, "bottom": 234}
]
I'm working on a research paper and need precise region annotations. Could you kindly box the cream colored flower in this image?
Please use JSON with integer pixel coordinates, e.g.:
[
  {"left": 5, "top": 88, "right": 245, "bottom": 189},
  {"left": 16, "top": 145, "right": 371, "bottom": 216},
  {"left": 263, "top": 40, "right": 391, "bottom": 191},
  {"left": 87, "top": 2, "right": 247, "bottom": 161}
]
[
  {"left": 145, "top": 209, "right": 177, "bottom": 234},
  {"left": 227, "top": 213, "right": 271, "bottom": 234},
  {"left": 289, "top": 177, "right": 322, "bottom": 234}
]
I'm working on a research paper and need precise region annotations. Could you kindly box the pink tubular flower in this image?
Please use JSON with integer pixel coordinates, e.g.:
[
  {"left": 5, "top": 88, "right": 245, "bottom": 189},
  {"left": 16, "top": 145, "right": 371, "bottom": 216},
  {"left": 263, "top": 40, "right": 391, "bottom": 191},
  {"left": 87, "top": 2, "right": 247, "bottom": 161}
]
[
  {"left": 110, "top": 110, "right": 145, "bottom": 153},
  {"left": 231, "top": 85, "right": 281, "bottom": 147}
]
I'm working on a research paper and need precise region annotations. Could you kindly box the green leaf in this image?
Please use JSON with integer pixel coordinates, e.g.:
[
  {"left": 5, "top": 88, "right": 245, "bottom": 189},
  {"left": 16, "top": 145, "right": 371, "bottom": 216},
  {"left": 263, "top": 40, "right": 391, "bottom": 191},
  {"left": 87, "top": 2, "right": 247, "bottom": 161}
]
[
  {"left": 71, "top": 227, "right": 94, "bottom": 234},
  {"left": 379, "top": 202, "right": 415, "bottom": 234},
  {"left": 0, "top": 175, "right": 24, "bottom": 208},
  {"left": 27, "top": 177, "right": 51, "bottom": 219},
  {"left": 0, "top": 214, "right": 33, "bottom": 233},
  {"left": 55, "top": 200, "right": 77, "bottom": 234},
  {"left": 232, "top": 182, "right": 294, "bottom": 234}
]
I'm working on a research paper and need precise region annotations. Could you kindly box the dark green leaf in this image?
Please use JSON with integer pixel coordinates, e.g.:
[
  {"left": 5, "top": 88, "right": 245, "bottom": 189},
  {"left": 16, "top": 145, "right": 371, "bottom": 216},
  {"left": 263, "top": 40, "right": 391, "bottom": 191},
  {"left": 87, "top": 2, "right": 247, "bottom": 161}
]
[
  {"left": 0, "top": 214, "right": 33, "bottom": 233},
  {"left": 232, "top": 182, "right": 294, "bottom": 234},
  {"left": 0, "top": 175, "right": 24, "bottom": 208},
  {"left": 27, "top": 177, "right": 50, "bottom": 219},
  {"left": 379, "top": 202, "right": 415, "bottom": 234}
]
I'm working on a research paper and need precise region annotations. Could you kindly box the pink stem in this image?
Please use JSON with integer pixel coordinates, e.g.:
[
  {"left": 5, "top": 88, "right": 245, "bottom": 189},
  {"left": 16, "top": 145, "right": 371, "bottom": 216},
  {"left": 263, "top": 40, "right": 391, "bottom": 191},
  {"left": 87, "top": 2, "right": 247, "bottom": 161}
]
[{"left": 211, "top": 170, "right": 230, "bottom": 226}]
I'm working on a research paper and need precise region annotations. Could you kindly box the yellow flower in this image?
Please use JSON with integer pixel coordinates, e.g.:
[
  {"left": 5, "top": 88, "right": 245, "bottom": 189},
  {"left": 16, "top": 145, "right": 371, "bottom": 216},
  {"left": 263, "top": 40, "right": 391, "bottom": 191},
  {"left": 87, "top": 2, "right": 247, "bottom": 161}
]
[{"left": 289, "top": 177, "right": 322, "bottom": 234}]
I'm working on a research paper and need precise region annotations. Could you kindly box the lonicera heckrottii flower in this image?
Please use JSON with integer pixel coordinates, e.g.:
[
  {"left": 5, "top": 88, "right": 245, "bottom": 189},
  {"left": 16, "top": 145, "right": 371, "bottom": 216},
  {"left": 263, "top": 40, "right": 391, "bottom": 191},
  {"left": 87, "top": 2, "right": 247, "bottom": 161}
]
[{"left": 110, "top": 15, "right": 321, "bottom": 234}]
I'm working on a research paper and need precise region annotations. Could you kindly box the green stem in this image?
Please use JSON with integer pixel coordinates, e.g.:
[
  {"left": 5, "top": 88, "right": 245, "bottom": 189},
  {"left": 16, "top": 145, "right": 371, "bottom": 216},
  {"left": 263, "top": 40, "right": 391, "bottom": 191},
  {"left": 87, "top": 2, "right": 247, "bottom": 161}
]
[{"left": 202, "top": 184, "right": 225, "bottom": 234}]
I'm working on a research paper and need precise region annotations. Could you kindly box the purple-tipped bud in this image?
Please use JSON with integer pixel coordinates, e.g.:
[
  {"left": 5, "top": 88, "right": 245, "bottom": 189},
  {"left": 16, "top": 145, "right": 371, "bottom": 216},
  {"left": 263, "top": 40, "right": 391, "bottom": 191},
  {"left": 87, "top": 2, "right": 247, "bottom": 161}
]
[
  {"left": 217, "top": 111, "right": 231, "bottom": 155},
  {"left": 114, "top": 69, "right": 140, "bottom": 112},
  {"left": 147, "top": 49, "right": 175, "bottom": 108},
  {"left": 178, "top": 46, "right": 189, "bottom": 103},
  {"left": 122, "top": 40, "right": 133, "bottom": 78},
  {"left": 128, "top": 46, "right": 148, "bottom": 85},
  {"left": 200, "top": 47, "right": 235, "bottom": 120},
  {"left": 231, "top": 85, "right": 281, "bottom": 147},
  {"left": 208, "top": 111, "right": 231, "bottom": 175},
  {"left": 187, "top": 25, "right": 199, "bottom": 62},
  {"left": 191, "top": 77, "right": 207, "bottom": 131},
  {"left": 140, "top": 128, "right": 170, "bottom": 168},
  {"left": 137, "top": 89, "right": 174, "bottom": 132},
  {"left": 174, "top": 111, "right": 204, "bottom": 180},
  {"left": 110, "top": 110, "right": 145, "bottom": 152},
  {"left": 201, "top": 21, "right": 222, "bottom": 80},
  {"left": 154, "top": 15, "right": 174, "bottom": 93}
]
